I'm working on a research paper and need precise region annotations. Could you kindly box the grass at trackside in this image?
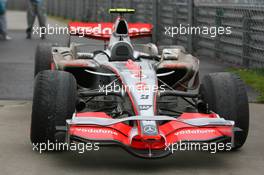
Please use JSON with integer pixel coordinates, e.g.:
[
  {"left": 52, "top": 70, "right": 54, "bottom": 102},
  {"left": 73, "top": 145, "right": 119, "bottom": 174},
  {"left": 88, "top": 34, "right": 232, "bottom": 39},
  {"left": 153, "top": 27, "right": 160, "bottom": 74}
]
[{"left": 229, "top": 68, "right": 264, "bottom": 103}]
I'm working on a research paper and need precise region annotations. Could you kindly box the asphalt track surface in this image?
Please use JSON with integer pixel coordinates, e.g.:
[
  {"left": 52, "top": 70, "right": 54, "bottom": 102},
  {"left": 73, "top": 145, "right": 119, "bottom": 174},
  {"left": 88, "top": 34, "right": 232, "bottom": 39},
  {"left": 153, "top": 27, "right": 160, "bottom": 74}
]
[{"left": 0, "top": 11, "right": 263, "bottom": 175}]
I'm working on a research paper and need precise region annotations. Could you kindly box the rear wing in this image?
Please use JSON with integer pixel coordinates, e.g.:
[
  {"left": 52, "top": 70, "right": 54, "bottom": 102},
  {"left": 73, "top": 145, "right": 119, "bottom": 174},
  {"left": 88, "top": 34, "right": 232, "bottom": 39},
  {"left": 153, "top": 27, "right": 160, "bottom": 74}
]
[{"left": 68, "top": 22, "right": 153, "bottom": 41}]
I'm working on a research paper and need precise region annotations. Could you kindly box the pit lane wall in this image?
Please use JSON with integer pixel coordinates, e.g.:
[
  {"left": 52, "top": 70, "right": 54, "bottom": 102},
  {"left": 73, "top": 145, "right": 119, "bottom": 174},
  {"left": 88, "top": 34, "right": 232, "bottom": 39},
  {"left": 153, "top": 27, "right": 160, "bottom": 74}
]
[{"left": 7, "top": 0, "right": 264, "bottom": 68}]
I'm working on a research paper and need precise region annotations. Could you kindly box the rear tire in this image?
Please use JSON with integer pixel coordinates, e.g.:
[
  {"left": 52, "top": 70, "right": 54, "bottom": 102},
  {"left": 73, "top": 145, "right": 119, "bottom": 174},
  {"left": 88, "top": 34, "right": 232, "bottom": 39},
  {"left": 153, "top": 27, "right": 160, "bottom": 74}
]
[
  {"left": 199, "top": 72, "right": 249, "bottom": 150},
  {"left": 30, "top": 70, "right": 77, "bottom": 146},
  {"left": 34, "top": 43, "right": 53, "bottom": 76}
]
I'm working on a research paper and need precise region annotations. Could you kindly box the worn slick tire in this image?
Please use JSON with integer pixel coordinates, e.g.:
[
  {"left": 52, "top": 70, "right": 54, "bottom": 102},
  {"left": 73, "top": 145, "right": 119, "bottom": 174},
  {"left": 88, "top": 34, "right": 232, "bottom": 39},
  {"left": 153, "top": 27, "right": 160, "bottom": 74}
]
[
  {"left": 34, "top": 43, "right": 53, "bottom": 76},
  {"left": 199, "top": 72, "right": 249, "bottom": 150},
  {"left": 30, "top": 70, "right": 77, "bottom": 146}
]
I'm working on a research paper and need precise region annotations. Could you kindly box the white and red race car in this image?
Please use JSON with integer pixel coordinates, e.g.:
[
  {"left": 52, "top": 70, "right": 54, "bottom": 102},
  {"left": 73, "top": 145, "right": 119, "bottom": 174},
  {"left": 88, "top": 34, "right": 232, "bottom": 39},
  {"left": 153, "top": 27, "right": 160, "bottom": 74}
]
[{"left": 31, "top": 9, "right": 249, "bottom": 158}]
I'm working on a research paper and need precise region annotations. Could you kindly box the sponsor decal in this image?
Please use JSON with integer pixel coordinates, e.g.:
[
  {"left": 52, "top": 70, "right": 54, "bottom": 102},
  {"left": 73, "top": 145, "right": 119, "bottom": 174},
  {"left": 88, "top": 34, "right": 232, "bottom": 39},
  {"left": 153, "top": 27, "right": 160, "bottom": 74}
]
[
  {"left": 143, "top": 125, "right": 158, "bottom": 135},
  {"left": 75, "top": 128, "right": 118, "bottom": 136},
  {"left": 139, "top": 105, "right": 152, "bottom": 110},
  {"left": 175, "top": 129, "right": 216, "bottom": 136},
  {"left": 70, "top": 23, "right": 152, "bottom": 36},
  {"left": 140, "top": 94, "right": 150, "bottom": 99}
]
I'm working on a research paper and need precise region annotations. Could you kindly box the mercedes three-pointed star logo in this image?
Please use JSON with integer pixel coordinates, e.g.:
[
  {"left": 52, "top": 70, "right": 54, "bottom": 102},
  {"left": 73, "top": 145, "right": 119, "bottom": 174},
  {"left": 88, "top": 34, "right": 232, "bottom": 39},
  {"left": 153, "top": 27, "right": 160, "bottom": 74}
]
[{"left": 143, "top": 125, "right": 157, "bottom": 135}]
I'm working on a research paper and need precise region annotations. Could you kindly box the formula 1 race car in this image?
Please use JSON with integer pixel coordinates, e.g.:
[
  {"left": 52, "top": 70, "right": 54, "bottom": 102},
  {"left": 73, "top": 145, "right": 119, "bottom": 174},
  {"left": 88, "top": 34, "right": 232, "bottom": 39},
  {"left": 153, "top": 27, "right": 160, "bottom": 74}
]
[{"left": 30, "top": 9, "right": 249, "bottom": 158}]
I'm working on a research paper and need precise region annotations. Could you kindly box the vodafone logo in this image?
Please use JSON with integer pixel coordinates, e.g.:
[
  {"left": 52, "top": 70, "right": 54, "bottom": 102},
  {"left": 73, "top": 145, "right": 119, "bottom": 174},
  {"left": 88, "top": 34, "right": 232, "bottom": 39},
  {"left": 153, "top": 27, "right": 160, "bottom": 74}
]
[
  {"left": 70, "top": 25, "right": 112, "bottom": 35},
  {"left": 69, "top": 23, "right": 152, "bottom": 36},
  {"left": 128, "top": 27, "right": 151, "bottom": 34},
  {"left": 175, "top": 129, "right": 216, "bottom": 136},
  {"left": 75, "top": 128, "right": 118, "bottom": 136}
]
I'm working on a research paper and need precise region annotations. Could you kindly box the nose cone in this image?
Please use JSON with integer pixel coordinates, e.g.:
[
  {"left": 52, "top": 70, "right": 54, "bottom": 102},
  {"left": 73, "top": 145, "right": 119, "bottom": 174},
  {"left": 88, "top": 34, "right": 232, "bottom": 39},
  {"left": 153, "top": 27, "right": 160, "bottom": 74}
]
[
  {"left": 129, "top": 120, "right": 166, "bottom": 150},
  {"left": 130, "top": 134, "right": 166, "bottom": 150}
]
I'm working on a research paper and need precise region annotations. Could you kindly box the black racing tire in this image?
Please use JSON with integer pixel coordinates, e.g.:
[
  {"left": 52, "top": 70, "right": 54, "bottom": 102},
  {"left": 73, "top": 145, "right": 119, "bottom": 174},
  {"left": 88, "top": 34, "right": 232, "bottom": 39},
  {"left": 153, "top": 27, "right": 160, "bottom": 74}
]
[
  {"left": 34, "top": 43, "right": 53, "bottom": 77},
  {"left": 199, "top": 72, "right": 249, "bottom": 150},
  {"left": 30, "top": 70, "right": 77, "bottom": 146}
]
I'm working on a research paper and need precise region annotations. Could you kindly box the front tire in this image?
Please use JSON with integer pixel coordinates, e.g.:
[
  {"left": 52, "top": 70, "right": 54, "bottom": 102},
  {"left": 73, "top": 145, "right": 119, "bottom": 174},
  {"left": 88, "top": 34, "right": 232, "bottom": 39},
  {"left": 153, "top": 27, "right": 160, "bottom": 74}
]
[
  {"left": 199, "top": 72, "right": 249, "bottom": 150},
  {"left": 34, "top": 43, "right": 53, "bottom": 76},
  {"left": 30, "top": 70, "right": 77, "bottom": 146}
]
